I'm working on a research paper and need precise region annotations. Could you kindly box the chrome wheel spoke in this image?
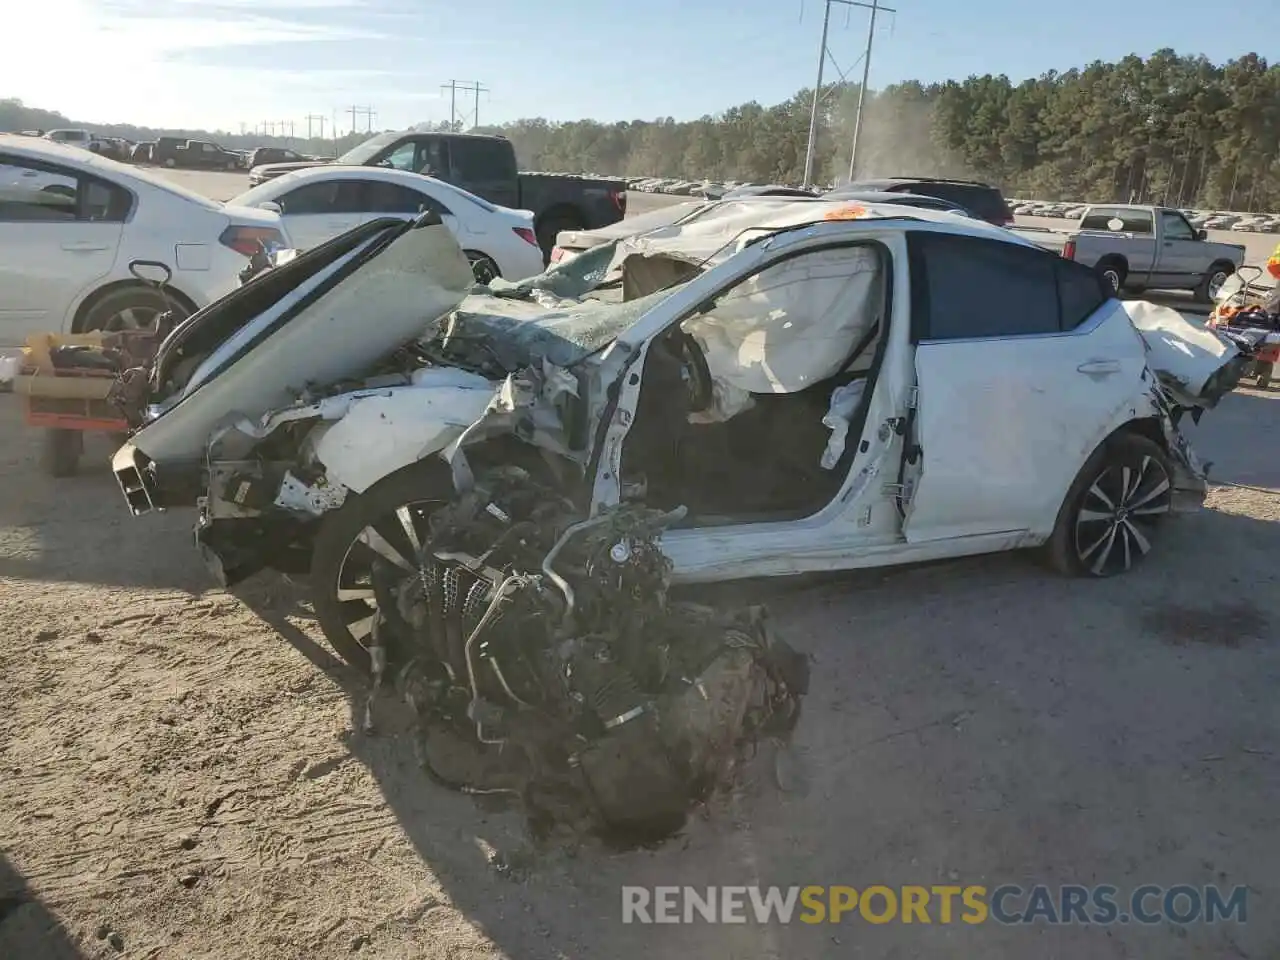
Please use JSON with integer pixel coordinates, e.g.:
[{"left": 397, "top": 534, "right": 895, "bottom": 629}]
[
  {"left": 1078, "top": 508, "right": 1112, "bottom": 524},
  {"left": 1128, "top": 475, "right": 1170, "bottom": 510},
  {"left": 1121, "top": 518, "right": 1152, "bottom": 555},
  {"left": 348, "top": 614, "right": 376, "bottom": 640},
  {"left": 1087, "top": 481, "right": 1116, "bottom": 511},
  {"left": 358, "top": 525, "right": 415, "bottom": 571},
  {"left": 1089, "top": 524, "right": 1120, "bottom": 575},
  {"left": 395, "top": 505, "right": 422, "bottom": 554}
]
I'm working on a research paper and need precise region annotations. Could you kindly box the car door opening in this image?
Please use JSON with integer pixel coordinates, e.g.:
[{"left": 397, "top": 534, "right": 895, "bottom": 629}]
[{"left": 620, "top": 242, "right": 890, "bottom": 524}]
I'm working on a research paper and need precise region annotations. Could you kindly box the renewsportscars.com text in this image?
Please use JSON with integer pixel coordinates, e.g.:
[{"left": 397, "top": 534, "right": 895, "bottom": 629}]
[{"left": 621, "top": 884, "right": 1248, "bottom": 926}]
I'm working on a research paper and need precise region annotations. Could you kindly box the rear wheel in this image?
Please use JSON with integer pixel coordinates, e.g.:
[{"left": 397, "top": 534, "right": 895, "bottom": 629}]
[
  {"left": 1045, "top": 433, "right": 1173, "bottom": 577},
  {"left": 310, "top": 460, "right": 453, "bottom": 672},
  {"left": 464, "top": 251, "right": 502, "bottom": 285},
  {"left": 1256, "top": 361, "right": 1275, "bottom": 389},
  {"left": 1196, "top": 263, "right": 1234, "bottom": 304},
  {"left": 1096, "top": 258, "right": 1127, "bottom": 294},
  {"left": 80, "top": 286, "right": 184, "bottom": 333}
]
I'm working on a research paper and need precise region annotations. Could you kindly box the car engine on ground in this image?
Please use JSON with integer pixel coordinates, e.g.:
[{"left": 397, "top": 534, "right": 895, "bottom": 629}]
[{"left": 367, "top": 467, "right": 809, "bottom": 842}]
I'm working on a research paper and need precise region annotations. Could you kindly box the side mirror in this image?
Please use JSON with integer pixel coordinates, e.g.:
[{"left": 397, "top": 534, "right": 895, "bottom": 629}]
[
  {"left": 1196, "top": 228, "right": 1208, "bottom": 240},
  {"left": 257, "top": 200, "right": 283, "bottom": 214}
]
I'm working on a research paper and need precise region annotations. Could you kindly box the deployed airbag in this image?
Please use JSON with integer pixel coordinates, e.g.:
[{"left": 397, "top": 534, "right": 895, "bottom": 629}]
[{"left": 684, "top": 245, "right": 881, "bottom": 394}]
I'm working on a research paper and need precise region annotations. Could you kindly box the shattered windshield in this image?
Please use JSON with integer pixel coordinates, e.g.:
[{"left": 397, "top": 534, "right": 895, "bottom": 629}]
[
  {"left": 440, "top": 287, "right": 675, "bottom": 372},
  {"left": 429, "top": 238, "right": 698, "bottom": 373}
]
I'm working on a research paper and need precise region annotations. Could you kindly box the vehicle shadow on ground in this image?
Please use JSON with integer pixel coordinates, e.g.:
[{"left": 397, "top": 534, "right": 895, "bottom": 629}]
[
  {"left": 0, "top": 398, "right": 210, "bottom": 592},
  {"left": 248, "top": 495, "right": 1280, "bottom": 960},
  {"left": 0, "top": 854, "right": 86, "bottom": 960}
]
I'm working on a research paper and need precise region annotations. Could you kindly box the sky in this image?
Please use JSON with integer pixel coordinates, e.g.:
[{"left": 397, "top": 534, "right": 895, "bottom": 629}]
[{"left": 3, "top": 0, "right": 1277, "bottom": 136}]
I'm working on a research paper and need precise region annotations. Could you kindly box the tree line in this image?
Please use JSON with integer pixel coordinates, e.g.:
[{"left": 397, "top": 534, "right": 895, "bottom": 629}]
[
  {"left": 478, "top": 49, "right": 1280, "bottom": 211},
  {"left": 6, "top": 50, "right": 1280, "bottom": 210}
]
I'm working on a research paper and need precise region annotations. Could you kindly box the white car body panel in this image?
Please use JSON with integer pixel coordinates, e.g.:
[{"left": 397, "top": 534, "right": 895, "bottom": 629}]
[
  {"left": 113, "top": 203, "right": 1238, "bottom": 598},
  {"left": 311, "top": 370, "right": 497, "bottom": 493},
  {"left": 129, "top": 222, "right": 475, "bottom": 465},
  {"left": 904, "top": 301, "right": 1151, "bottom": 543},
  {"left": 1122, "top": 299, "right": 1239, "bottom": 399},
  {"left": 227, "top": 166, "right": 544, "bottom": 281},
  {"left": 0, "top": 135, "right": 287, "bottom": 345}
]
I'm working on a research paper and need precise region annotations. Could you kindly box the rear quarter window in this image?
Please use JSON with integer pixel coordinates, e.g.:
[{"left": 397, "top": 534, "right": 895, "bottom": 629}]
[
  {"left": 1081, "top": 207, "right": 1153, "bottom": 233},
  {"left": 914, "top": 183, "right": 1007, "bottom": 221},
  {"left": 909, "top": 232, "right": 1061, "bottom": 340}
]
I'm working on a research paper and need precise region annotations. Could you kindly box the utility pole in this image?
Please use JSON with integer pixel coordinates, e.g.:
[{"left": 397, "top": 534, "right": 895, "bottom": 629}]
[
  {"left": 847, "top": 0, "right": 892, "bottom": 181},
  {"left": 306, "top": 114, "right": 327, "bottom": 142},
  {"left": 441, "top": 80, "right": 487, "bottom": 131},
  {"left": 347, "top": 106, "right": 374, "bottom": 135},
  {"left": 801, "top": 0, "right": 895, "bottom": 187}
]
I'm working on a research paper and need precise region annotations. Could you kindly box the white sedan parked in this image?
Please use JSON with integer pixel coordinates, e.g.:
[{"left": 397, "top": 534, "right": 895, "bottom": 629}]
[
  {"left": 0, "top": 135, "right": 288, "bottom": 345},
  {"left": 227, "top": 166, "right": 545, "bottom": 283}
]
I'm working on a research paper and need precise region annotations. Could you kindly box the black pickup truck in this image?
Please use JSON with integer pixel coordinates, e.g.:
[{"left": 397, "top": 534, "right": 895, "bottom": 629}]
[
  {"left": 247, "top": 130, "right": 627, "bottom": 256},
  {"left": 154, "top": 137, "right": 244, "bottom": 171}
]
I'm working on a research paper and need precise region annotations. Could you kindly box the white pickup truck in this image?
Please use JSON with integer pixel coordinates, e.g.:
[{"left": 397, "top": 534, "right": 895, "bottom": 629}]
[{"left": 1015, "top": 204, "right": 1246, "bottom": 302}]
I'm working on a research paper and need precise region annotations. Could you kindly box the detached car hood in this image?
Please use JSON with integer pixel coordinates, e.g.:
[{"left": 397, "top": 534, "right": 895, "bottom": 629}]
[
  {"left": 119, "top": 212, "right": 476, "bottom": 474},
  {"left": 1123, "top": 300, "right": 1243, "bottom": 406}
]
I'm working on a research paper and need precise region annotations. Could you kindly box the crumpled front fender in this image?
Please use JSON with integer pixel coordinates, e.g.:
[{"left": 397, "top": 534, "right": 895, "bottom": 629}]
[{"left": 306, "top": 371, "right": 498, "bottom": 494}]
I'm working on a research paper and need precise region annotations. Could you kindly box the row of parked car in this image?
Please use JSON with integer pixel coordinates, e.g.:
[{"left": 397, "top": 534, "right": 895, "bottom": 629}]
[
  {"left": 1012, "top": 199, "right": 1280, "bottom": 234},
  {"left": 9, "top": 129, "right": 327, "bottom": 174}
]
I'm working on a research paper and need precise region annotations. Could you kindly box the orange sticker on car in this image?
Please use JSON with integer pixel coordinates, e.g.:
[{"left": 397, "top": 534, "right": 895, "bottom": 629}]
[{"left": 823, "top": 205, "right": 869, "bottom": 221}]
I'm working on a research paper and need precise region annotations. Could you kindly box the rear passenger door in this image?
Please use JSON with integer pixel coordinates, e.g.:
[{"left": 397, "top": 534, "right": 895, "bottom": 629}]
[
  {"left": 274, "top": 180, "right": 364, "bottom": 249},
  {"left": 359, "top": 179, "right": 460, "bottom": 236},
  {"left": 0, "top": 154, "right": 126, "bottom": 341},
  {"left": 901, "top": 232, "right": 1148, "bottom": 543}
]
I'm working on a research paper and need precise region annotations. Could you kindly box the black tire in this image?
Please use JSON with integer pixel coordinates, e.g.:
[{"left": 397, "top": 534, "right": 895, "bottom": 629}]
[
  {"left": 310, "top": 459, "right": 454, "bottom": 673},
  {"left": 1256, "top": 361, "right": 1274, "bottom": 390},
  {"left": 1196, "top": 262, "right": 1234, "bottom": 304},
  {"left": 1045, "top": 432, "right": 1174, "bottom": 577},
  {"left": 1096, "top": 258, "right": 1127, "bottom": 294},
  {"left": 535, "top": 213, "right": 583, "bottom": 263},
  {"left": 80, "top": 286, "right": 180, "bottom": 333},
  {"left": 464, "top": 250, "right": 502, "bottom": 285},
  {"left": 42, "top": 429, "right": 83, "bottom": 477}
]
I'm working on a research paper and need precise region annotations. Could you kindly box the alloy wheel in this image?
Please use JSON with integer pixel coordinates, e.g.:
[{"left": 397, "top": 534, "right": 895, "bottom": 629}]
[
  {"left": 1072, "top": 454, "right": 1171, "bottom": 576},
  {"left": 466, "top": 253, "right": 500, "bottom": 285},
  {"left": 1207, "top": 270, "right": 1229, "bottom": 300},
  {"left": 331, "top": 498, "right": 442, "bottom": 652}
]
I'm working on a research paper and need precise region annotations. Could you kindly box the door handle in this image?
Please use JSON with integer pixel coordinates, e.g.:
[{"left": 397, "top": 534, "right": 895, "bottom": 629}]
[
  {"left": 1077, "top": 359, "right": 1121, "bottom": 376},
  {"left": 60, "top": 241, "right": 109, "bottom": 252}
]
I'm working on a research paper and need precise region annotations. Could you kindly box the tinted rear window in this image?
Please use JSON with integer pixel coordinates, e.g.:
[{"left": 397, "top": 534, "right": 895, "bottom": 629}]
[
  {"left": 1080, "top": 207, "right": 1153, "bottom": 233},
  {"left": 903, "top": 182, "right": 1007, "bottom": 221}
]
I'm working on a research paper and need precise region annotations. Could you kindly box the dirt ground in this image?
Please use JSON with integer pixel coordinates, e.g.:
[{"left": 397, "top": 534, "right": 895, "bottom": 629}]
[{"left": 1, "top": 371, "right": 1279, "bottom": 959}]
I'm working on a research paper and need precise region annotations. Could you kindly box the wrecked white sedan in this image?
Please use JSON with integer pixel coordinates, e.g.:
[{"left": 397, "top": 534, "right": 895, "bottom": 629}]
[{"left": 113, "top": 199, "right": 1243, "bottom": 673}]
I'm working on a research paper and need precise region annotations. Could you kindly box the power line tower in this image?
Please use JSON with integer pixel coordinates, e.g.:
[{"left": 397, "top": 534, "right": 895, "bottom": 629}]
[
  {"left": 440, "top": 80, "right": 488, "bottom": 131},
  {"left": 306, "top": 114, "right": 328, "bottom": 141},
  {"left": 347, "top": 105, "right": 375, "bottom": 136},
  {"left": 800, "top": 0, "right": 895, "bottom": 187}
]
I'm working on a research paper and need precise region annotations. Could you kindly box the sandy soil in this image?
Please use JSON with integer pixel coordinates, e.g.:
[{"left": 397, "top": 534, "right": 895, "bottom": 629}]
[{"left": 1, "top": 377, "right": 1279, "bottom": 960}]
